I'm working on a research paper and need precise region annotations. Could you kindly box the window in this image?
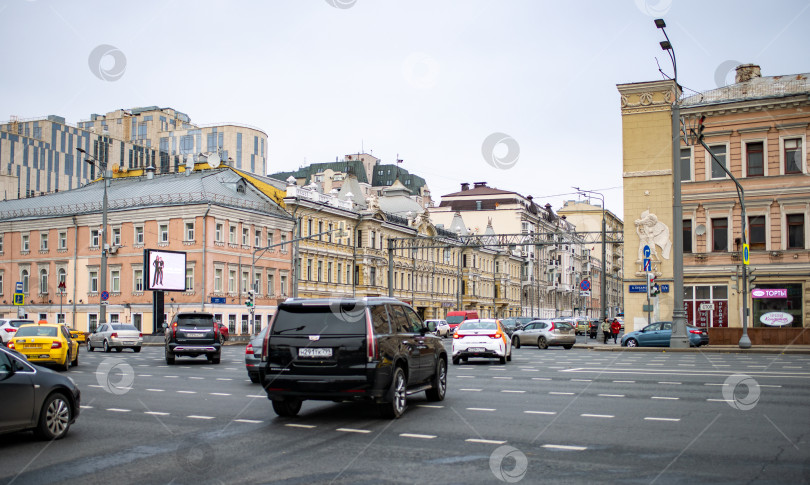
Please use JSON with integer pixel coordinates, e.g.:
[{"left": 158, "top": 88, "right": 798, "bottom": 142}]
[
  {"left": 241, "top": 315, "right": 249, "bottom": 334},
  {"left": 280, "top": 275, "right": 287, "bottom": 296},
  {"left": 58, "top": 231, "right": 67, "bottom": 250},
  {"left": 215, "top": 223, "right": 223, "bottom": 242},
  {"left": 680, "top": 148, "right": 691, "bottom": 181},
  {"left": 21, "top": 269, "right": 29, "bottom": 294},
  {"left": 787, "top": 214, "right": 805, "bottom": 249},
  {"left": 159, "top": 224, "right": 169, "bottom": 243},
  {"left": 255, "top": 229, "right": 261, "bottom": 247},
  {"left": 135, "top": 226, "right": 144, "bottom": 245},
  {"left": 369, "top": 266, "right": 376, "bottom": 286},
  {"left": 228, "top": 314, "right": 236, "bottom": 334},
  {"left": 749, "top": 216, "right": 766, "bottom": 250},
  {"left": 39, "top": 269, "right": 48, "bottom": 294},
  {"left": 267, "top": 231, "right": 274, "bottom": 249},
  {"left": 228, "top": 270, "right": 236, "bottom": 293},
  {"left": 134, "top": 268, "right": 144, "bottom": 292},
  {"left": 229, "top": 225, "right": 237, "bottom": 244},
  {"left": 89, "top": 269, "right": 98, "bottom": 293},
  {"left": 337, "top": 263, "right": 342, "bottom": 284},
  {"left": 267, "top": 273, "right": 274, "bottom": 296},
  {"left": 22, "top": 234, "right": 29, "bottom": 252},
  {"left": 133, "top": 314, "right": 142, "bottom": 331},
  {"left": 683, "top": 219, "right": 692, "bottom": 253},
  {"left": 318, "top": 221, "right": 323, "bottom": 241},
  {"left": 185, "top": 222, "right": 194, "bottom": 241},
  {"left": 746, "top": 142, "right": 764, "bottom": 177},
  {"left": 785, "top": 138, "right": 802, "bottom": 174},
  {"left": 186, "top": 267, "right": 194, "bottom": 290},
  {"left": 253, "top": 272, "right": 261, "bottom": 293},
  {"left": 370, "top": 230, "right": 376, "bottom": 249},
  {"left": 317, "top": 261, "right": 323, "bottom": 282},
  {"left": 709, "top": 145, "right": 727, "bottom": 179},
  {"left": 89, "top": 314, "right": 98, "bottom": 333},
  {"left": 40, "top": 233, "right": 48, "bottom": 251},
  {"left": 242, "top": 227, "right": 249, "bottom": 246},
  {"left": 356, "top": 230, "right": 362, "bottom": 248},
  {"left": 307, "top": 260, "right": 312, "bottom": 280},
  {"left": 112, "top": 228, "right": 121, "bottom": 246},
  {"left": 307, "top": 219, "right": 313, "bottom": 237},
  {"left": 90, "top": 230, "right": 99, "bottom": 247},
  {"left": 280, "top": 234, "right": 287, "bottom": 251},
  {"left": 0, "top": 235, "right": 3, "bottom": 253},
  {"left": 241, "top": 271, "right": 249, "bottom": 293},
  {"left": 327, "top": 262, "right": 333, "bottom": 283},
  {"left": 110, "top": 269, "right": 120, "bottom": 292},
  {"left": 684, "top": 285, "right": 729, "bottom": 328},
  {"left": 214, "top": 268, "right": 223, "bottom": 292},
  {"left": 711, "top": 218, "right": 728, "bottom": 252}
]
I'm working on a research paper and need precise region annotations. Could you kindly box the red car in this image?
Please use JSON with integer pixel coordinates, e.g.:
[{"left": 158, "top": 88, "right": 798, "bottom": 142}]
[{"left": 218, "top": 323, "right": 229, "bottom": 343}]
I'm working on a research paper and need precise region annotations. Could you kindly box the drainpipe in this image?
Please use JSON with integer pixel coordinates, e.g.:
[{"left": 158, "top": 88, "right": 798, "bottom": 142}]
[
  {"left": 72, "top": 216, "right": 79, "bottom": 328},
  {"left": 201, "top": 204, "right": 210, "bottom": 310}
]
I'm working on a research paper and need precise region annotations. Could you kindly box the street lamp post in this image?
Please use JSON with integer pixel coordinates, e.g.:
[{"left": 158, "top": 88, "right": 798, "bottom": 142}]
[
  {"left": 77, "top": 147, "right": 109, "bottom": 325},
  {"left": 574, "top": 187, "right": 606, "bottom": 323},
  {"left": 655, "top": 19, "right": 689, "bottom": 348}
]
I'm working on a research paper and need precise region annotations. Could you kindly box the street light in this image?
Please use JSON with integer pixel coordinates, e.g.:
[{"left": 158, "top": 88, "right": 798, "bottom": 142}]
[
  {"left": 655, "top": 18, "right": 689, "bottom": 348},
  {"left": 574, "top": 187, "right": 606, "bottom": 323},
  {"left": 77, "top": 147, "right": 110, "bottom": 326}
]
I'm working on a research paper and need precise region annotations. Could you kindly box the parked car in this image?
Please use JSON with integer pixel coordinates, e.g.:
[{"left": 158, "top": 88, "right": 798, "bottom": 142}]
[
  {"left": 260, "top": 297, "right": 447, "bottom": 419},
  {"left": 0, "top": 319, "right": 33, "bottom": 345},
  {"left": 511, "top": 319, "right": 576, "bottom": 350},
  {"left": 68, "top": 329, "right": 87, "bottom": 344},
  {"left": 452, "top": 319, "right": 512, "bottom": 365},
  {"left": 0, "top": 346, "right": 81, "bottom": 440},
  {"left": 8, "top": 323, "right": 79, "bottom": 371},
  {"left": 245, "top": 326, "right": 268, "bottom": 383},
  {"left": 445, "top": 310, "right": 479, "bottom": 334},
  {"left": 424, "top": 319, "right": 451, "bottom": 338},
  {"left": 87, "top": 323, "right": 143, "bottom": 353},
  {"left": 565, "top": 317, "right": 589, "bottom": 336},
  {"left": 621, "top": 321, "right": 709, "bottom": 347},
  {"left": 218, "top": 323, "right": 230, "bottom": 343},
  {"left": 588, "top": 319, "right": 600, "bottom": 339},
  {"left": 165, "top": 312, "right": 222, "bottom": 364},
  {"left": 513, "top": 317, "right": 535, "bottom": 331}
]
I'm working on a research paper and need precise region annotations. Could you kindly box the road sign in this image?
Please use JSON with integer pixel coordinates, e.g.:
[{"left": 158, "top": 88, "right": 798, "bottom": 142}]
[
  {"left": 13, "top": 293, "right": 24, "bottom": 306},
  {"left": 643, "top": 245, "right": 651, "bottom": 259},
  {"left": 15, "top": 282, "right": 23, "bottom": 293},
  {"left": 629, "top": 285, "right": 647, "bottom": 293},
  {"left": 580, "top": 291, "right": 591, "bottom": 297},
  {"left": 101, "top": 291, "right": 109, "bottom": 301},
  {"left": 580, "top": 280, "right": 591, "bottom": 291},
  {"left": 642, "top": 304, "right": 654, "bottom": 312},
  {"left": 643, "top": 259, "right": 651, "bottom": 271},
  {"left": 699, "top": 303, "right": 714, "bottom": 311},
  {"left": 660, "top": 284, "right": 670, "bottom": 293},
  {"left": 210, "top": 297, "right": 226, "bottom": 304},
  {"left": 742, "top": 244, "right": 750, "bottom": 265}
]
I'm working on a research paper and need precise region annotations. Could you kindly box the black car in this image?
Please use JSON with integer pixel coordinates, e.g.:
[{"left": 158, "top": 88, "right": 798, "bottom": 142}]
[
  {"left": 165, "top": 312, "right": 222, "bottom": 364},
  {"left": 260, "top": 297, "right": 448, "bottom": 419},
  {"left": 0, "top": 346, "right": 81, "bottom": 440}
]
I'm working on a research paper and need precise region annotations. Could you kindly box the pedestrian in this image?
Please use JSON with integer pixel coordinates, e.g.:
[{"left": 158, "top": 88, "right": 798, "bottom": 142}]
[
  {"left": 601, "top": 318, "right": 611, "bottom": 344},
  {"left": 611, "top": 318, "right": 621, "bottom": 344}
]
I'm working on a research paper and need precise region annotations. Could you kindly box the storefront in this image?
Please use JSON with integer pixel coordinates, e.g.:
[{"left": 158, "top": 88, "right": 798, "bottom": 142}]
[
  {"left": 751, "top": 283, "right": 804, "bottom": 328},
  {"left": 684, "top": 285, "right": 729, "bottom": 328}
]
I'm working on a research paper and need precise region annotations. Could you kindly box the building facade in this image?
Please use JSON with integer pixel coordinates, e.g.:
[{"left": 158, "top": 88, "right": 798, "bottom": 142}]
[
  {"left": 0, "top": 165, "right": 294, "bottom": 335},
  {"left": 618, "top": 65, "right": 809, "bottom": 342}
]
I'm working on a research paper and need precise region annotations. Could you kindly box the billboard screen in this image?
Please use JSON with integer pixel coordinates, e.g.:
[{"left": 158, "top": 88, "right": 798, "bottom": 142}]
[{"left": 144, "top": 249, "right": 187, "bottom": 292}]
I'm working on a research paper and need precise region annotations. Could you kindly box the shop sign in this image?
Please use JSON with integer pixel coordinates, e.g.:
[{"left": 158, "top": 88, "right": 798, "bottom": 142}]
[
  {"left": 751, "top": 288, "right": 787, "bottom": 299},
  {"left": 759, "top": 312, "right": 793, "bottom": 327}
]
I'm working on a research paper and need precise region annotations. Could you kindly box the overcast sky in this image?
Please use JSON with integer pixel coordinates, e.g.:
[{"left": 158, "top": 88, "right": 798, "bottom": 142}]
[{"left": 2, "top": 0, "right": 808, "bottom": 218}]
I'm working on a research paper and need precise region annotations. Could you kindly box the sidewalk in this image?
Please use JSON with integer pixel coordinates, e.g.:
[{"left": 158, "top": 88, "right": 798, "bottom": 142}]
[{"left": 576, "top": 336, "right": 810, "bottom": 354}]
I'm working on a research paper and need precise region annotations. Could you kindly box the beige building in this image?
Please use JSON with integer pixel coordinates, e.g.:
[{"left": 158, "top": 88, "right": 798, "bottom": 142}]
[{"left": 618, "top": 65, "right": 810, "bottom": 343}]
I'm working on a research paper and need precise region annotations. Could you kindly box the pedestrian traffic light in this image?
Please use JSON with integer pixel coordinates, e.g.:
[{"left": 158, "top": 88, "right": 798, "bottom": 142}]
[
  {"left": 696, "top": 115, "right": 706, "bottom": 143},
  {"left": 246, "top": 290, "right": 254, "bottom": 308}
]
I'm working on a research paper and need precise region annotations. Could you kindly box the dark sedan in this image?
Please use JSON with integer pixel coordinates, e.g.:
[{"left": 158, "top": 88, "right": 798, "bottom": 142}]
[
  {"left": 621, "top": 321, "right": 709, "bottom": 348},
  {"left": 0, "top": 346, "right": 81, "bottom": 440},
  {"left": 245, "top": 326, "right": 267, "bottom": 383}
]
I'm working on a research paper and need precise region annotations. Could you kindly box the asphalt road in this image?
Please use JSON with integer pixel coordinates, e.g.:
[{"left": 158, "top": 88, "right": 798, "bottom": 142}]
[{"left": 1, "top": 341, "right": 809, "bottom": 484}]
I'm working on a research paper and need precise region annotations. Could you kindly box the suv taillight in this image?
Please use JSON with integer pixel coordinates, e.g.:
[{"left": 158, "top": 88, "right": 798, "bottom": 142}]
[
  {"left": 172, "top": 322, "right": 177, "bottom": 340},
  {"left": 262, "top": 313, "right": 276, "bottom": 361},
  {"left": 549, "top": 322, "right": 556, "bottom": 331},
  {"left": 3, "top": 328, "right": 16, "bottom": 333},
  {"left": 246, "top": 343, "right": 254, "bottom": 355},
  {"left": 366, "top": 309, "right": 378, "bottom": 362}
]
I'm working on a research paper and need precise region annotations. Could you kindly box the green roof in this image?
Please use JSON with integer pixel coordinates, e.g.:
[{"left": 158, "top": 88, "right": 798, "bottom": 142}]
[
  {"left": 269, "top": 160, "right": 369, "bottom": 184},
  {"left": 371, "top": 164, "right": 426, "bottom": 195}
]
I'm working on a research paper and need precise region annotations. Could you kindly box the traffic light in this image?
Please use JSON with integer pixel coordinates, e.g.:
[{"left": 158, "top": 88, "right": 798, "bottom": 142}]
[
  {"left": 646, "top": 273, "right": 655, "bottom": 297},
  {"left": 730, "top": 274, "right": 739, "bottom": 291},
  {"left": 696, "top": 115, "right": 706, "bottom": 143},
  {"left": 748, "top": 267, "right": 757, "bottom": 284},
  {"left": 246, "top": 290, "right": 254, "bottom": 308}
]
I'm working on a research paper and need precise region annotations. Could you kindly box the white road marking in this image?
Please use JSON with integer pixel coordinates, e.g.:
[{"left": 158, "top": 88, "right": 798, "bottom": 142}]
[
  {"left": 337, "top": 428, "right": 371, "bottom": 434},
  {"left": 782, "top": 366, "right": 802, "bottom": 369},
  {"left": 707, "top": 399, "right": 735, "bottom": 403},
  {"left": 658, "top": 382, "right": 681, "bottom": 385},
  {"left": 571, "top": 379, "right": 592, "bottom": 382},
  {"left": 107, "top": 408, "right": 131, "bottom": 412},
  {"left": 417, "top": 404, "right": 444, "bottom": 409},
  {"left": 187, "top": 415, "right": 215, "bottom": 420},
  {"left": 466, "top": 438, "right": 506, "bottom": 445},
  {"left": 651, "top": 396, "right": 679, "bottom": 400},
  {"left": 459, "top": 389, "right": 482, "bottom": 392},
  {"left": 704, "top": 383, "right": 724, "bottom": 386},
  {"left": 145, "top": 411, "right": 170, "bottom": 416},
  {"left": 189, "top": 377, "right": 205, "bottom": 380},
  {"left": 400, "top": 433, "right": 436, "bottom": 439},
  {"left": 550, "top": 392, "right": 575, "bottom": 396},
  {"left": 87, "top": 385, "right": 104, "bottom": 388},
  {"left": 613, "top": 380, "right": 635, "bottom": 383},
  {"left": 216, "top": 378, "right": 233, "bottom": 381},
  {"left": 524, "top": 411, "right": 556, "bottom": 415},
  {"left": 501, "top": 390, "right": 526, "bottom": 394},
  {"left": 146, "top": 389, "right": 165, "bottom": 392},
  {"left": 759, "top": 384, "right": 782, "bottom": 388},
  {"left": 246, "top": 394, "right": 266, "bottom": 398},
  {"left": 177, "top": 391, "right": 196, "bottom": 394},
  {"left": 531, "top": 377, "right": 551, "bottom": 381},
  {"left": 80, "top": 405, "right": 93, "bottom": 409},
  {"left": 542, "top": 444, "right": 587, "bottom": 451},
  {"left": 467, "top": 407, "right": 496, "bottom": 412},
  {"left": 456, "top": 376, "right": 474, "bottom": 378},
  {"left": 209, "top": 393, "right": 231, "bottom": 396},
  {"left": 285, "top": 423, "right": 316, "bottom": 429},
  {"left": 581, "top": 414, "right": 614, "bottom": 418},
  {"left": 137, "top": 374, "right": 153, "bottom": 377},
  {"left": 233, "top": 419, "right": 262, "bottom": 424},
  {"left": 645, "top": 417, "right": 680, "bottom": 422},
  {"left": 164, "top": 376, "right": 179, "bottom": 378},
  {"left": 493, "top": 376, "right": 513, "bottom": 380},
  {"left": 521, "top": 369, "right": 539, "bottom": 372},
  {"left": 598, "top": 394, "right": 625, "bottom": 398}
]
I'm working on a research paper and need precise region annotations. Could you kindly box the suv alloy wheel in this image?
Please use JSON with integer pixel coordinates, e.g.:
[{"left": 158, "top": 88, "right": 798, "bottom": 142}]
[{"left": 380, "top": 367, "right": 407, "bottom": 418}]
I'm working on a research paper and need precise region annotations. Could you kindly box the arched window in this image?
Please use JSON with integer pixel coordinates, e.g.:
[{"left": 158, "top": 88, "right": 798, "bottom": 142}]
[
  {"left": 21, "top": 269, "right": 29, "bottom": 294},
  {"left": 40, "top": 269, "right": 48, "bottom": 294},
  {"left": 57, "top": 268, "right": 67, "bottom": 288}
]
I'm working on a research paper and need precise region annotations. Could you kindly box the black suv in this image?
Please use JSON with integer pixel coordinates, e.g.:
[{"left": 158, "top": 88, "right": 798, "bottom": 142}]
[
  {"left": 164, "top": 312, "right": 222, "bottom": 364},
  {"left": 259, "top": 297, "right": 447, "bottom": 419}
]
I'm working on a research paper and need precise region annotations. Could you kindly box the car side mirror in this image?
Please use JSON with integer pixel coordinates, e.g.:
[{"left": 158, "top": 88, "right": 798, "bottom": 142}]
[
  {"left": 419, "top": 326, "right": 428, "bottom": 336},
  {"left": 162, "top": 323, "right": 168, "bottom": 329}
]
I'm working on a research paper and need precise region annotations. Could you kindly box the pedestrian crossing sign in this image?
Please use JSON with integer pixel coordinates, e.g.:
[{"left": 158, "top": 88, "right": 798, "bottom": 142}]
[{"left": 13, "top": 293, "right": 24, "bottom": 306}]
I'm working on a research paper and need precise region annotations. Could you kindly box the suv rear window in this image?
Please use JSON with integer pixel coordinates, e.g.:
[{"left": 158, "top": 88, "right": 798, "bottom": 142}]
[
  {"left": 175, "top": 315, "right": 214, "bottom": 328},
  {"left": 272, "top": 305, "right": 367, "bottom": 335},
  {"left": 9, "top": 320, "right": 33, "bottom": 328},
  {"left": 555, "top": 322, "right": 574, "bottom": 331}
]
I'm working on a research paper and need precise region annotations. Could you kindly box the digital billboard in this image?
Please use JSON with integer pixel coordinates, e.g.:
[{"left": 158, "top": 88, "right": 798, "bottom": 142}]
[{"left": 144, "top": 249, "right": 187, "bottom": 292}]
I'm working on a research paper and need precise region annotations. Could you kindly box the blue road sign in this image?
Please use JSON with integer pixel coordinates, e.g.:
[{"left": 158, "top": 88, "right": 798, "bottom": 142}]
[
  {"left": 101, "top": 291, "right": 109, "bottom": 301},
  {"left": 643, "top": 245, "right": 651, "bottom": 259},
  {"left": 743, "top": 244, "right": 750, "bottom": 265},
  {"left": 211, "top": 297, "right": 226, "bottom": 304},
  {"left": 629, "top": 285, "right": 647, "bottom": 293},
  {"left": 643, "top": 259, "right": 651, "bottom": 271},
  {"left": 13, "top": 293, "right": 24, "bottom": 305},
  {"left": 661, "top": 284, "right": 670, "bottom": 293},
  {"left": 580, "top": 280, "right": 591, "bottom": 291},
  {"left": 15, "top": 281, "right": 23, "bottom": 293}
]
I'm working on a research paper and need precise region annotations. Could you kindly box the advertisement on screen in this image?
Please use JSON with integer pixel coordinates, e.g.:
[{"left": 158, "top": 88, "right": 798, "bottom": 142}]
[{"left": 144, "top": 249, "right": 187, "bottom": 292}]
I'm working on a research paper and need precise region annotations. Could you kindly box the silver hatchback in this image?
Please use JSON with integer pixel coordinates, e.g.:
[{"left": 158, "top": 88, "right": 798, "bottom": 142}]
[{"left": 511, "top": 319, "right": 576, "bottom": 350}]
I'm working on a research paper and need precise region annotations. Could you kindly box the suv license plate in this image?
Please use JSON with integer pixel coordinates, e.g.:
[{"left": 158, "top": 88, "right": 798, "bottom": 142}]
[
  {"left": 299, "top": 348, "right": 332, "bottom": 358},
  {"left": 187, "top": 333, "right": 205, "bottom": 338}
]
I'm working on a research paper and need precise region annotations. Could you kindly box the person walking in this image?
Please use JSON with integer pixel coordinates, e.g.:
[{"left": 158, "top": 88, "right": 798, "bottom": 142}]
[
  {"left": 601, "top": 318, "right": 611, "bottom": 344},
  {"left": 611, "top": 318, "right": 621, "bottom": 344}
]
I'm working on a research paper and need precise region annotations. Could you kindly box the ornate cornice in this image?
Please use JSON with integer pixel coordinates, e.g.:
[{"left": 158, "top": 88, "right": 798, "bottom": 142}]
[
  {"left": 623, "top": 169, "right": 672, "bottom": 178},
  {"left": 617, "top": 80, "right": 678, "bottom": 115}
]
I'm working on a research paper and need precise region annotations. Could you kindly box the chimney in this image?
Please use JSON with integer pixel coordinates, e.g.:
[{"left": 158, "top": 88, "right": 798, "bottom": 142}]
[
  {"left": 735, "top": 64, "right": 761, "bottom": 83},
  {"left": 473, "top": 182, "right": 487, "bottom": 189},
  {"left": 145, "top": 165, "right": 156, "bottom": 180},
  {"left": 460, "top": 183, "right": 470, "bottom": 191}
]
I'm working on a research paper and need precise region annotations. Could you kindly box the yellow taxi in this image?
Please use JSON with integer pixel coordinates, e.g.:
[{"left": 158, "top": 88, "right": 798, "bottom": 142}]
[
  {"left": 8, "top": 322, "right": 79, "bottom": 371},
  {"left": 68, "top": 329, "right": 87, "bottom": 344}
]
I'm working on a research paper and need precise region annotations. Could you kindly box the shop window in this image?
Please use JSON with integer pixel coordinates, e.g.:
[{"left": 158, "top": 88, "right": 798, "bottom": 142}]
[{"left": 752, "top": 283, "right": 803, "bottom": 328}]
